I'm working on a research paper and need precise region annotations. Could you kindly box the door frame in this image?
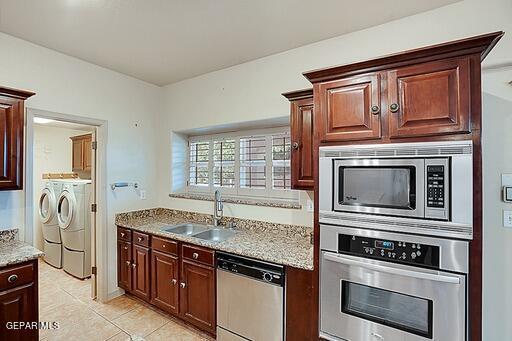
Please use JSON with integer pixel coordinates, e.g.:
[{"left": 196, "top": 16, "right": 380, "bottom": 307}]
[{"left": 24, "top": 107, "right": 109, "bottom": 302}]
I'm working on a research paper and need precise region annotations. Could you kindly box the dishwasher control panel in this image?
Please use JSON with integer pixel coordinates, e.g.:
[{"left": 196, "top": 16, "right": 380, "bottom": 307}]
[{"left": 217, "top": 252, "right": 285, "bottom": 286}]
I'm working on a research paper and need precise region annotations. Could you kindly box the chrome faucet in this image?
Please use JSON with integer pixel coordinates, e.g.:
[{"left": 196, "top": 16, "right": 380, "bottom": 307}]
[{"left": 213, "top": 190, "right": 223, "bottom": 226}]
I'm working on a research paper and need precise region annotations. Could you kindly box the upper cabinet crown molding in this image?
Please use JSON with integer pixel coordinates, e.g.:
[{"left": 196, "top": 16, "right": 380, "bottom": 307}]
[
  {"left": 303, "top": 31, "right": 504, "bottom": 83},
  {"left": 0, "top": 86, "right": 35, "bottom": 191},
  {"left": 282, "top": 88, "right": 314, "bottom": 101}
]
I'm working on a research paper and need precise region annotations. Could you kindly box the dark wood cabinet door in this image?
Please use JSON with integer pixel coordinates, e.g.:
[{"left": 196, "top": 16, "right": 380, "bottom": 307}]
[
  {"left": 0, "top": 96, "right": 24, "bottom": 190},
  {"left": 151, "top": 250, "right": 179, "bottom": 315},
  {"left": 317, "top": 73, "right": 381, "bottom": 142},
  {"left": 290, "top": 97, "right": 314, "bottom": 189},
  {"left": 180, "top": 260, "right": 215, "bottom": 334},
  {"left": 131, "top": 244, "right": 150, "bottom": 301},
  {"left": 0, "top": 283, "right": 38, "bottom": 341},
  {"left": 387, "top": 57, "right": 471, "bottom": 138},
  {"left": 117, "top": 240, "right": 132, "bottom": 291}
]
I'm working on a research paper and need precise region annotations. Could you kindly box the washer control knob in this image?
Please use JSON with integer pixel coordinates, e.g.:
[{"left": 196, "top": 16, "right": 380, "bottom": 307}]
[
  {"left": 416, "top": 251, "right": 422, "bottom": 257},
  {"left": 263, "top": 273, "right": 273, "bottom": 282},
  {"left": 411, "top": 253, "right": 417, "bottom": 260}
]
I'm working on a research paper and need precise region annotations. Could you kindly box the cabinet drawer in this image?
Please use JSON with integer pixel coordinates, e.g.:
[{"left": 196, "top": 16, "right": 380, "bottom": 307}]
[
  {"left": 133, "top": 231, "right": 150, "bottom": 247},
  {"left": 182, "top": 244, "right": 214, "bottom": 267},
  {"left": 117, "top": 227, "right": 132, "bottom": 242},
  {"left": 0, "top": 262, "right": 35, "bottom": 290},
  {"left": 152, "top": 236, "right": 178, "bottom": 255}
]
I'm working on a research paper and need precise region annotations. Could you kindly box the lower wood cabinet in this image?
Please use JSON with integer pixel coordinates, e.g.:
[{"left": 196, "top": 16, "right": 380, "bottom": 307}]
[
  {"left": 117, "top": 227, "right": 216, "bottom": 336},
  {"left": 151, "top": 250, "right": 179, "bottom": 315},
  {"left": 180, "top": 259, "right": 216, "bottom": 334},
  {"left": 131, "top": 244, "right": 150, "bottom": 301},
  {"left": 0, "top": 260, "right": 38, "bottom": 341}
]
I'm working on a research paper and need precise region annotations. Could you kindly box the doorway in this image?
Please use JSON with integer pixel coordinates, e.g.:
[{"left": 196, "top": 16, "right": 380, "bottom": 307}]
[{"left": 24, "top": 108, "right": 108, "bottom": 303}]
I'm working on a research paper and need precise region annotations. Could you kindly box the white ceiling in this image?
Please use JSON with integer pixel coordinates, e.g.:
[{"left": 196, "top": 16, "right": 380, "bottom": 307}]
[{"left": 0, "top": 0, "right": 459, "bottom": 86}]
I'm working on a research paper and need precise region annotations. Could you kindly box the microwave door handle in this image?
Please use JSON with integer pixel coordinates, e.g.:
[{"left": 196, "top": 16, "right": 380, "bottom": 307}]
[{"left": 324, "top": 253, "right": 460, "bottom": 284}]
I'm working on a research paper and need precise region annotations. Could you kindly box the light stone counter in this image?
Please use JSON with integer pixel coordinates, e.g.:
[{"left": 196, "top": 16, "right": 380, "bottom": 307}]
[{"left": 0, "top": 229, "right": 44, "bottom": 268}]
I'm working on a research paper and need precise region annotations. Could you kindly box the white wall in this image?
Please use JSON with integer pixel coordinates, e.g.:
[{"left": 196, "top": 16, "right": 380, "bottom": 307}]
[
  {"left": 0, "top": 31, "right": 162, "bottom": 295},
  {"left": 482, "top": 93, "right": 512, "bottom": 341},
  {"left": 158, "top": 0, "right": 512, "bottom": 337},
  {"left": 32, "top": 125, "right": 88, "bottom": 250},
  {"left": 159, "top": 0, "right": 512, "bottom": 228}
]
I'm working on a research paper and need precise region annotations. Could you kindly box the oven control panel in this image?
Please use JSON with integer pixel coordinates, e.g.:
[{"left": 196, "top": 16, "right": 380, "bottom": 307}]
[
  {"left": 427, "top": 165, "right": 445, "bottom": 208},
  {"left": 338, "top": 234, "right": 440, "bottom": 268}
]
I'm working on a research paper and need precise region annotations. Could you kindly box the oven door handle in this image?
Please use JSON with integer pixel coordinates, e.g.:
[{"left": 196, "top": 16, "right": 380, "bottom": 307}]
[{"left": 324, "top": 253, "right": 461, "bottom": 284}]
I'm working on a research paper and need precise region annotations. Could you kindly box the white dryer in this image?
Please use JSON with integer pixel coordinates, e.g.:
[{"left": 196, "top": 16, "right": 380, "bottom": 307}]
[
  {"left": 57, "top": 180, "right": 92, "bottom": 279},
  {"left": 39, "top": 181, "right": 64, "bottom": 268}
]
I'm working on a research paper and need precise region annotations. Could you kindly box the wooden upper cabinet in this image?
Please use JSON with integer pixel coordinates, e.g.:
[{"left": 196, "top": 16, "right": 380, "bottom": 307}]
[
  {"left": 70, "top": 133, "right": 92, "bottom": 173},
  {"left": 0, "top": 87, "right": 35, "bottom": 191},
  {"left": 316, "top": 73, "right": 381, "bottom": 142},
  {"left": 283, "top": 89, "right": 315, "bottom": 190},
  {"left": 303, "top": 31, "right": 504, "bottom": 142},
  {"left": 387, "top": 57, "right": 471, "bottom": 138}
]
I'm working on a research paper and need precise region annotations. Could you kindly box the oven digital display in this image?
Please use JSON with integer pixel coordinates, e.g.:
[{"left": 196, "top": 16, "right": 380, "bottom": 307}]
[{"left": 375, "top": 240, "right": 394, "bottom": 250}]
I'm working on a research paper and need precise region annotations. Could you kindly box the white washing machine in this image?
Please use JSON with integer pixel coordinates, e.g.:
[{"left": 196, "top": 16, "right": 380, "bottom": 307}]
[
  {"left": 39, "top": 181, "right": 64, "bottom": 268},
  {"left": 57, "top": 180, "right": 92, "bottom": 279}
]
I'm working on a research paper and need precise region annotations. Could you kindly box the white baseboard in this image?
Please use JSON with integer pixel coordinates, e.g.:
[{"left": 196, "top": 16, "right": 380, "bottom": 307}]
[{"left": 106, "top": 288, "right": 125, "bottom": 302}]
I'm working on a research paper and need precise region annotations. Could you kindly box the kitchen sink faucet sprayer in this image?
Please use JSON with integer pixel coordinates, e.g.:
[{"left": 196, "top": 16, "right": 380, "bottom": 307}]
[{"left": 214, "top": 190, "right": 223, "bottom": 226}]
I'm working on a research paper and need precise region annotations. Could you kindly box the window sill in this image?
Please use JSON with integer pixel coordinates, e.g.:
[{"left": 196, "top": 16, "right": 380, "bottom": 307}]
[{"left": 168, "top": 192, "right": 302, "bottom": 210}]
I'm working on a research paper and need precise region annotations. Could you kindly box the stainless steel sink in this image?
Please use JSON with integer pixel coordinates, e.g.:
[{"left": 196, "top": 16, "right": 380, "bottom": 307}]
[
  {"left": 193, "top": 228, "right": 236, "bottom": 242},
  {"left": 161, "top": 223, "right": 209, "bottom": 236}
]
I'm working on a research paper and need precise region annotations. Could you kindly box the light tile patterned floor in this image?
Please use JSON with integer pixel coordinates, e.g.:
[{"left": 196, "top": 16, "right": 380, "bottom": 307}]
[{"left": 38, "top": 260, "right": 212, "bottom": 341}]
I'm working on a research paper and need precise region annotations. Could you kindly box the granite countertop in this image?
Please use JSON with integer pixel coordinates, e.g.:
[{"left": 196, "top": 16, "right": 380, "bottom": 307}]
[
  {"left": 0, "top": 229, "right": 44, "bottom": 268},
  {"left": 116, "top": 208, "right": 314, "bottom": 270}
]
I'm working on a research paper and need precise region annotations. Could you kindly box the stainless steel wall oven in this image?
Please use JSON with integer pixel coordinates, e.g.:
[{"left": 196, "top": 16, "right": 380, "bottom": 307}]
[{"left": 320, "top": 225, "right": 468, "bottom": 341}]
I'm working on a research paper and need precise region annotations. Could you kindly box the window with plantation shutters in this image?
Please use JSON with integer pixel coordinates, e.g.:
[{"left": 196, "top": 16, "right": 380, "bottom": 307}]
[
  {"left": 272, "top": 133, "right": 291, "bottom": 190},
  {"left": 189, "top": 141, "right": 209, "bottom": 186},
  {"left": 240, "top": 136, "right": 266, "bottom": 189},
  {"left": 186, "top": 127, "right": 297, "bottom": 200},
  {"left": 213, "top": 139, "right": 235, "bottom": 188}
]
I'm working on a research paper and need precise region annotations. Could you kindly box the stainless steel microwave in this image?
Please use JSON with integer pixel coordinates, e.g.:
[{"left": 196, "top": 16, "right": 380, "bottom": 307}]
[{"left": 319, "top": 141, "right": 473, "bottom": 239}]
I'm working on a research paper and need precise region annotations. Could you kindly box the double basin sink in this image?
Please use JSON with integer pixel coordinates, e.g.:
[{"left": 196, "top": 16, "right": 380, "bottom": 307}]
[{"left": 160, "top": 223, "right": 236, "bottom": 242}]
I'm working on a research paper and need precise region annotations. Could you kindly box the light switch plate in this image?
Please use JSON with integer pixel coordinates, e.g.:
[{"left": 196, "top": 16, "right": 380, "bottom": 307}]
[
  {"left": 503, "top": 210, "right": 512, "bottom": 228},
  {"left": 139, "top": 190, "right": 147, "bottom": 200}
]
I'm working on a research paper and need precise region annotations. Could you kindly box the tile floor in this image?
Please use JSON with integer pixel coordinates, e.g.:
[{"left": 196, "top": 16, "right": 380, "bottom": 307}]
[{"left": 38, "top": 260, "right": 212, "bottom": 340}]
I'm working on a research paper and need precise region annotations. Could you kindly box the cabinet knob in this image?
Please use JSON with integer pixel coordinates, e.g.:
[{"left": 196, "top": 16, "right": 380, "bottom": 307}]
[
  {"left": 171, "top": 279, "right": 177, "bottom": 285},
  {"left": 192, "top": 252, "right": 199, "bottom": 259},
  {"left": 124, "top": 246, "right": 128, "bottom": 250},
  {"left": 390, "top": 103, "right": 400, "bottom": 113},
  {"left": 162, "top": 244, "right": 166, "bottom": 248},
  {"left": 371, "top": 105, "right": 380, "bottom": 115},
  {"left": 125, "top": 261, "right": 131, "bottom": 266},
  {"left": 131, "top": 263, "right": 137, "bottom": 268},
  {"left": 120, "top": 232, "right": 125, "bottom": 237},
  {"left": 137, "top": 237, "right": 143, "bottom": 242},
  {"left": 7, "top": 274, "right": 18, "bottom": 283},
  {"left": 180, "top": 282, "right": 186, "bottom": 288},
  {"left": 292, "top": 142, "right": 299, "bottom": 150}
]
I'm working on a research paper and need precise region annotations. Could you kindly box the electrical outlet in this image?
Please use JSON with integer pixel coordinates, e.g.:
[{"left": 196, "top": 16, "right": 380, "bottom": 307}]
[
  {"left": 139, "top": 190, "right": 147, "bottom": 200},
  {"left": 306, "top": 200, "right": 314, "bottom": 212},
  {"left": 503, "top": 210, "right": 512, "bottom": 228}
]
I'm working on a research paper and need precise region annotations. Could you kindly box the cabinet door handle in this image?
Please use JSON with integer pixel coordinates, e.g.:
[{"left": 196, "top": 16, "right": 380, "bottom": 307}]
[
  {"left": 292, "top": 142, "right": 299, "bottom": 150},
  {"left": 192, "top": 252, "right": 199, "bottom": 259},
  {"left": 171, "top": 279, "right": 177, "bottom": 285},
  {"left": 390, "top": 103, "right": 400, "bottom": 113},
  {"left": 137, "top": 237, "right": 143, "bottom": 242},
  {"left": 180, "top": 282, "right": 186, "bottom": 288},
  {"left": 7, "top": 274, "right": 18, "bottom": 283},
  {"left": 371, "top": 105, "right": 380, "bottom": 115}
]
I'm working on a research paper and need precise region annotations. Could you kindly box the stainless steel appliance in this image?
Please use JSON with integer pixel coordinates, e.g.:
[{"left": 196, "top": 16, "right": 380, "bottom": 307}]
[
  {"left": 216, "top": 252, "right": 284, "bottom": 341},
  {"left": 320, "top": 224, "right": 468, "bottom": 341},
  {"left": 319, "top": 141, "right": 473, "bottom": 239}
]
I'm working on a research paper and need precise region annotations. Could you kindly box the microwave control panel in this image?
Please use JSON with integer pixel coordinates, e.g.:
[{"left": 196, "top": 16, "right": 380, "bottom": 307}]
[
  {"left": 427, "top": 165, "right": 445, "bottom": 208},
  {"left": 338, "top": 234, "right": 440, "bottom": 269}
]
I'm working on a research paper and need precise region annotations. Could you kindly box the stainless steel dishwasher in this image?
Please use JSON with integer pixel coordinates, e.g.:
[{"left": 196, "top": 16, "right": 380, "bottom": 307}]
[{"left": 216, "top": 252, "right": 285, "bottom": 341}]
